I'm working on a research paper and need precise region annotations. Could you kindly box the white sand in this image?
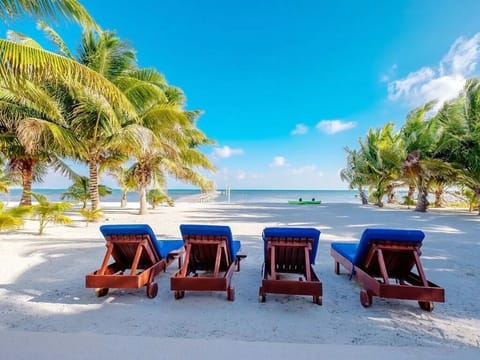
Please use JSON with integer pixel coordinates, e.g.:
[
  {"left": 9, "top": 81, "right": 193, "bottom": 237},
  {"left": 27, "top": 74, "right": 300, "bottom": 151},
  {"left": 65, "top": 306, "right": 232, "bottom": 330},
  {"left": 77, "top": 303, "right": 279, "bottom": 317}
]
[{"left": 0, "top": 200, "right": 479, "bottom": 358}]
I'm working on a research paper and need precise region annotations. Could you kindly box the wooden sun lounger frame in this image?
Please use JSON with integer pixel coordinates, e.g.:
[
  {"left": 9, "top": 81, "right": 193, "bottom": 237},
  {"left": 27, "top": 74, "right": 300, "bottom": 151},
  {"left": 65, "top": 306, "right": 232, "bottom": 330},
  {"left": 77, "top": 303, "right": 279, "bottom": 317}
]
[
  {"left": 259, "top": 235, "right": 322, "bottom": 305},
  {"left": 86, "top": 233, "right": 182, "bottom": 298},
  {"left": 170, "top": 234, "right": 246, "bottom": 301},
  {"left": 331, "top": 240, "right": 445, "bottom": 311}
]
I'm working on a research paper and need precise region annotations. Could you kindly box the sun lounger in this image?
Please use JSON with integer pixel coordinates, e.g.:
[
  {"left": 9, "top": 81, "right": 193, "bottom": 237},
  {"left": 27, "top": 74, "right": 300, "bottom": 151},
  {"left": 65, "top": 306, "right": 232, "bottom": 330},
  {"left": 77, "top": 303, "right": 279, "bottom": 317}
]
[
  {"left": 330, "top": 228, "right": 445, "bottom": 311},
  {"left": 259, "top": 227, "right": 322, "bottom": 304},
  {"left": 86, "top": 224, "right": 184, "bottom": 298},
  {"left": 170, "top": 224, "right": 246, "bottom": 301}
]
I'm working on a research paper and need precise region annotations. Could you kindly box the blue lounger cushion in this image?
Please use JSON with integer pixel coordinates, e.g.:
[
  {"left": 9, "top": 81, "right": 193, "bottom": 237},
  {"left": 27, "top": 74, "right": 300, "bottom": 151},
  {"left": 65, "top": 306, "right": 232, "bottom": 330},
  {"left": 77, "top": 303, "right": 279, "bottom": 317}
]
[
  {"left": 179, "top": 224, "right": 241, "bottom": 261},
  {"left": 100, "top": 224, "right": 184, "bottom": 259},
  {"left": 262, "top": 227, "right": 321, "bottom": 265},
  {"left": 331, "top": 228, "right": 425, "bottom": 266}
]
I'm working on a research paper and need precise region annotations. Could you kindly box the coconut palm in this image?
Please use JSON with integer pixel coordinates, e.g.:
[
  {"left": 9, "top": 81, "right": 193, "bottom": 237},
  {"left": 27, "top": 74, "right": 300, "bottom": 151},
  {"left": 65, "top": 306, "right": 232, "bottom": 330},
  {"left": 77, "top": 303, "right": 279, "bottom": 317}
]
[
  {"left": 114, "top": 66, "right": 215, "bottom": 215},
  {"left": 438, "top": 79, "right": 480, "bottom": 214},
  {"left": 340, "top": 147, "right": 369, "bottom": 204},
  {"left": 0, "top": 65, "right": 78, "bottom": 205},
  {"left": 357, "top": 123, "right": 403, "bottom": 207},
  {"left": 61, "top": 176, "right": 112, "bottom": 209},
  {"left": 46, "top": 29, "right": 141, "bottom": 210},
  {"left": 401, "top": 102, "right": 446, "bottom": 212}
]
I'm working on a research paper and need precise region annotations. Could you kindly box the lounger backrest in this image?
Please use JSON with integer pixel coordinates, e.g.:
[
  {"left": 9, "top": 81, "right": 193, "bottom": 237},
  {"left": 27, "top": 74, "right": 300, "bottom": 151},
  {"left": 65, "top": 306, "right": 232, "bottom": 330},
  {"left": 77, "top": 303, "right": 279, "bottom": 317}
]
[
  {"left": 99, "top": 224, "right": 163, "bottom": 260},
  {"left": 262, "top": 227, "right": 320, "bottom": 265},
  {"left": 353, "top": 228, "right": 425, "bottom": 266},
  {"left": 179, "top": 224, "right": 236, "bottom": 263}
]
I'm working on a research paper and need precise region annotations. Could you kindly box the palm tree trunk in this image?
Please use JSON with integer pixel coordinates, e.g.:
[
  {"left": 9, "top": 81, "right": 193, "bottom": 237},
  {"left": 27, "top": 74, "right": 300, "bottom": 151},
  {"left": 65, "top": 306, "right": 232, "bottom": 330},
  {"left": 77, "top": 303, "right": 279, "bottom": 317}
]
[
  {"left": 120, "top": 190, "right": 127, "bottom": 208},
  {"left": 407, "top": 185, "right": 415, "bottom": 199},
  {"left": 20, "top": 160, "right": 35, "bottom": 206},
  {"left": 358, "top": 186, "right": 368, "bottom": 205},
  {"left": 386, "top": 184, "right": 395, "bottom": 204},
  {"left": 415, "top": 180, "right": 429, "bottom": 212},
  {"left": 138, "top": 186, "right": 148, "bottom": 215},
  {"left": 88, "top": 160, "right": 100, "bottom": 210},
  {"left": 434, "top": 188, "right": 443, "bottom": 208},
  {"left": 475, "top": 187, "right": 480, "bottom": 215}
]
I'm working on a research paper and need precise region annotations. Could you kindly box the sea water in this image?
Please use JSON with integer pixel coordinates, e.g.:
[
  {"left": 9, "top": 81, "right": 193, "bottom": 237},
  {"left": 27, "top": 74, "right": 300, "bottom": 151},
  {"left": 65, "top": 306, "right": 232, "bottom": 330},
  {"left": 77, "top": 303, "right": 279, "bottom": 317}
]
[{"left": 1, "top": 188, "right": 360, "bottom": 204}]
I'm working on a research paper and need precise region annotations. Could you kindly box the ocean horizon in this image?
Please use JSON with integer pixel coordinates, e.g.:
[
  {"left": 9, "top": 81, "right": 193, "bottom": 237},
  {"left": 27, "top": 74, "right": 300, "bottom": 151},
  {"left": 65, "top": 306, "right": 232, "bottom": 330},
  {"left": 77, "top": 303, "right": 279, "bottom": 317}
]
[{"left": 1, "top": 188, "right": 361, "bottom": 204}]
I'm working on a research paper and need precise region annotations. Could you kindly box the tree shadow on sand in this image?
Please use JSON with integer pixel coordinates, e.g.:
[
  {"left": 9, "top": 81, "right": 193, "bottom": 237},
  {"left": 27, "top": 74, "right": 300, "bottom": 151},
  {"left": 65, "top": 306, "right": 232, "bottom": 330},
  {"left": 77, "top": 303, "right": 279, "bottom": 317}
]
[{"left": 0, "top": 204, "right": 478, "bottom": 348}]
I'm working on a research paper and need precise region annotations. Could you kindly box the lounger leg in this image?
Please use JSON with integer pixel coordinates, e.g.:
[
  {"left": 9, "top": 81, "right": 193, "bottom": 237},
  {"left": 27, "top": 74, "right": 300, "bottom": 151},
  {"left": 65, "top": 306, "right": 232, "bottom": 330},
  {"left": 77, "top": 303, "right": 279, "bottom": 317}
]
[
  {"left": 98, "top": 242, "right": 114, "bottom": 275},
  {"left": 304, "top": 246, "right": 312, "bottom": 281},
  {"left": 270, "top": 246, "right": 277, "bottom": 280},
  {"left": 376, "top": 249, "right": 390, "bottom": 285},
  {"left": 334, "top": 261, "right": 340, "bottom": 275},
  {"left": 213, "top": 244, "right": 223, "bottom": 278},
  {"left": 413, "top": 251, "right": 435, "bottom": 311},
  {"left": 179, "top": 244, "right": 192, "bottom": 277},
  {"left": 129, "top": 240, "right": 147, "bottom": 275}
]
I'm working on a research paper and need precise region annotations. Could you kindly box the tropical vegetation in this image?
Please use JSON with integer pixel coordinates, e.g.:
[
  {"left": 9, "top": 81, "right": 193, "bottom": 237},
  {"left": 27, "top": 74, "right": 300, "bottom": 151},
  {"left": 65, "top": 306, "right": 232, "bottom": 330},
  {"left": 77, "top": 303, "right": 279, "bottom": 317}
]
[
  {"left": 0, "top": 0, "right": 216, "bottom": 223},
  {"left": 30, "top": 192, "right": 72, "bottom": 234},
  {"left": 341, "top": 79, "right": 480, "bottom": 214}
]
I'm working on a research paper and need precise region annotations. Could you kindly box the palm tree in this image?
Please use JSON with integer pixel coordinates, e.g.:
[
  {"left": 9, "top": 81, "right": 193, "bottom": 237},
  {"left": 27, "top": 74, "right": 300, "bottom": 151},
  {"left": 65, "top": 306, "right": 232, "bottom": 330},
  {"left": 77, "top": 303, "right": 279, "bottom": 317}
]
[
  {"left": 340, "top": 147, "right": 369, "bottom": 204},
  {"left": 357, "top": 123, "right": 403, "bottom": 207},
  {"left": 438, "top": 79, "right": 480, "bottom": 214},
  {"left": 115, "top": 67, "right": 215, "bottom": 215},
  {"left": 46, "top": 29, "right": 140, "bottom": 210},
  {"left": 61, "top": 176, "right": 112, "bottom": 209},
  {"left": 401, "top": 102, "right": 447, "bottom": 212},
  {"left": 0, "top": 67, "right": 77, "bottom": 205}
]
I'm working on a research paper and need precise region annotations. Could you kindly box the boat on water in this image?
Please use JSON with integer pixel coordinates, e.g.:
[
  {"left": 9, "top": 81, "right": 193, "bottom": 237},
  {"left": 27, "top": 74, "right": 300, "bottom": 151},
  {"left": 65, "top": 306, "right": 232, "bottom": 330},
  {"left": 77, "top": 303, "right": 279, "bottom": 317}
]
[{"left": 288, "top": 199, "right": 321, "bottom": 205}]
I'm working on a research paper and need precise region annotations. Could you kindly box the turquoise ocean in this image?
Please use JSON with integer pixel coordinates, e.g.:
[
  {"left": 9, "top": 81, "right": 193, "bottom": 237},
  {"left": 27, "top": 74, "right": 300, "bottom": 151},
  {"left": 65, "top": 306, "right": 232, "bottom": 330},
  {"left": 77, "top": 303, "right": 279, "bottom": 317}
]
[{"left": 1, "top": 188, "right": 360, "bottom": 204}]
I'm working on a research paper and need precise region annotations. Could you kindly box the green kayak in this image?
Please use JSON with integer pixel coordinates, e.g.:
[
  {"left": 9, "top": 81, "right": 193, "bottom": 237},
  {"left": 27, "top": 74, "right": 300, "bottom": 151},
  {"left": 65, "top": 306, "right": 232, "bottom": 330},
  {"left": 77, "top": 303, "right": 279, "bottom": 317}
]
[{"left": 288, "top": 200, "right": 321, "bottom": 205}]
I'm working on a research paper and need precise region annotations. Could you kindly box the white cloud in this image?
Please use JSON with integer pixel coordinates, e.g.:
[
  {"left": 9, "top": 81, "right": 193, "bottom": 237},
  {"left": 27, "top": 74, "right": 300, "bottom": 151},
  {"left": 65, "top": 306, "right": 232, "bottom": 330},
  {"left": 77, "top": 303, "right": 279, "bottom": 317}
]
[
  {"left": 440, "top": 34, "right": 480, "bottom": 75},
  {"left": 213, "top": 146, "right": 244, "bottom": 159},
  {"left": 388, "top": 33, "right": 480, "bottom": 109},
  {"left": 316, "top": 120, "right": 356, "bottom": 134},
  {"left": 291, "top": 123, "right": 309, "bottom": 135},
  {"left": 270, "top": 156, "right": 287, "bottom": 167}
]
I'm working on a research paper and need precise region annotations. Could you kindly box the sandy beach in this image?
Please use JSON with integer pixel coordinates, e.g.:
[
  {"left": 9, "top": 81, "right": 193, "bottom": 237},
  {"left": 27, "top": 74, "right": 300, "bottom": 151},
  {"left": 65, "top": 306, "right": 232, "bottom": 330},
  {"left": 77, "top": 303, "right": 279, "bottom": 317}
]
[{"left": 0, "top": 199, "right": 479, "bottom": 358}]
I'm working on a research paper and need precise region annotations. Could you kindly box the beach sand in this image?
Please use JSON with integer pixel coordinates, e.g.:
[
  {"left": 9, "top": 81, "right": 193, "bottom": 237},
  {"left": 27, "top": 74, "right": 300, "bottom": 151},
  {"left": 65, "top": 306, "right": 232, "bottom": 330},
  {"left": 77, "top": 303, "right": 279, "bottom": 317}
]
[{"left": 0, "top": 200, "right": 479, "bottom": 358}]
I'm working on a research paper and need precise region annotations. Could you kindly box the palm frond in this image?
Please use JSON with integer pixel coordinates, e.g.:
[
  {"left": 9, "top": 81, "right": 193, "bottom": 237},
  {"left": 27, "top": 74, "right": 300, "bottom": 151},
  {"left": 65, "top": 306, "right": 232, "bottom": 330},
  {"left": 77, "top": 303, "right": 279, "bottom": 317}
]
[
  {"left": 0, "top": 40, "right": 137, "bottom": 119},
  {"left": 36, "top": 20, "right": 73, "bottom": 58},
  {"left": 0, "top": 0, "right": 99, "bottom": 30}
]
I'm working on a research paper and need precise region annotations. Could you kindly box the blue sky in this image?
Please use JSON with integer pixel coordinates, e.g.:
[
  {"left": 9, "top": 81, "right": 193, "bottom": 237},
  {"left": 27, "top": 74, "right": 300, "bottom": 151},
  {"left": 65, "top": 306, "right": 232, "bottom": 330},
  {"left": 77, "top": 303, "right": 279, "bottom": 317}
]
[{"left": 3, "top": 0, "right": 480, "bottom": 189}]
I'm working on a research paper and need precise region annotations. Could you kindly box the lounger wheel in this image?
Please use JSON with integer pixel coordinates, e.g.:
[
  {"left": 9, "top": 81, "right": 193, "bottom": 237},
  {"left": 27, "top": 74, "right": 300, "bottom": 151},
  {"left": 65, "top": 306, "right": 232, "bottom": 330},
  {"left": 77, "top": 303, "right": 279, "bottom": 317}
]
[
  {"left": 174, "top": 291, "right": 185, "bottom": 300},
  {"left": 314, "top": 296, "right": 322, "bottom": 305},
  {"left": 146, "top": 282, "right": 158, "bottom": 299},
  {"left": 95, "top": 288, "right": 109, "bottom": 297},
  {"left": 227, "top": 286, "right": 235, "bottom": 301},
  {"left": 360, "top": 290, "right": 373, "bottom": 307},
  {"left": 418, "top": 301, "right": 434, "bottom": 312}
]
